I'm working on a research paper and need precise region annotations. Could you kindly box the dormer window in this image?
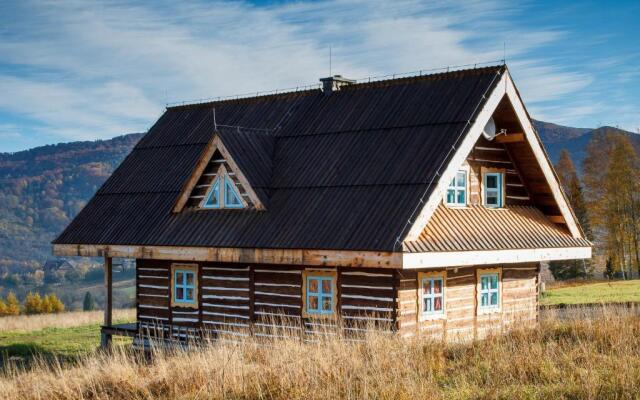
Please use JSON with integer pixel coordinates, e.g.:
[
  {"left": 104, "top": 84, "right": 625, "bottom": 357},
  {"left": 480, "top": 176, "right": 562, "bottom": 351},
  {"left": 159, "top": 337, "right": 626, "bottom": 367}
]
[
  {"left": 445, "top": 170, "right": 467, "bottom": 206},
  {"left": 200, "top": 165, "right": 246, "bottom": 209}
]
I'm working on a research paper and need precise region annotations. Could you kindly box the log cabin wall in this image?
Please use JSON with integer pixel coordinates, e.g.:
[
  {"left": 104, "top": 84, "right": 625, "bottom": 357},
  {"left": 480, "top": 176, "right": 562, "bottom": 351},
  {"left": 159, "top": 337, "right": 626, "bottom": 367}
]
[
  {"left": 136, "top": 261, "right": 397, "bottom": 339},
  {"left": 396, "top": 263, "right": 539, "bottom": 341},
  {"left": 136, "top": 260, "right": 538, "bottom": 341},
  {"left": 465, "top": 135, "right": 532, "bottom": 206}
]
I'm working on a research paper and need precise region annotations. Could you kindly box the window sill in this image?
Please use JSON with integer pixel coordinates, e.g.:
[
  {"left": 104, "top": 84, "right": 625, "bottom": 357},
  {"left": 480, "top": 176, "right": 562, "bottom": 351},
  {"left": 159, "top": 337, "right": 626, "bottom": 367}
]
[
  {"left": 477, "top": 307, "right": 501, "bottom": 315},
  {"left": 302, "top": 311, "right": 337, "bottom": 319},
  {"left": 420, "top": 313, "right": 446, "bottom": 321},
  {"left": 444, "top": 203, "right": 470, "bottom": 209}
]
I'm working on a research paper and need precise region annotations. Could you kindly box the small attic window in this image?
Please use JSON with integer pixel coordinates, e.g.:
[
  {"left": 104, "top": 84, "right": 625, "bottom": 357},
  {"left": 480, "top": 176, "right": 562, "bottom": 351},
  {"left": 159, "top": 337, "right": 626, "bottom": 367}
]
[{"left": 200, "top": 166, "right": 246, "bottom": 210}]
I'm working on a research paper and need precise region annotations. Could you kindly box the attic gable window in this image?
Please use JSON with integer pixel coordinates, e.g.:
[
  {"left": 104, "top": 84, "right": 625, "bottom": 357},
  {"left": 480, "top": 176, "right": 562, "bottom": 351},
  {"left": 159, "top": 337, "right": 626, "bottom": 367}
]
[
  {"left": 200, "top": 165, "right": 246, "bottom": 210},
  {"left": 445, "top": 170, "right": 467, "bottom": 206},
  {"left": 483, "top": 172, "right": 504, "bottom": 208}
]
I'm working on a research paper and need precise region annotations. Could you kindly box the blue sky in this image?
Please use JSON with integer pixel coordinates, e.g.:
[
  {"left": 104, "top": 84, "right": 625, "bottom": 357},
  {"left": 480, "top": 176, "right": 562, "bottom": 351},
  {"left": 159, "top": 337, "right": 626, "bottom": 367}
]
[{"left": 0, "top": 0, "right": 638, "bottom": 152}]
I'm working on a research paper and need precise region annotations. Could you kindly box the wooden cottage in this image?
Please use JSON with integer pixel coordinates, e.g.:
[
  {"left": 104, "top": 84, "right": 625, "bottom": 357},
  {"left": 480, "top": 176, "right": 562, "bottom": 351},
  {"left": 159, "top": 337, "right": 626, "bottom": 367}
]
[{"left": 53, "top": 65, "right": 591, "bottom": 346}]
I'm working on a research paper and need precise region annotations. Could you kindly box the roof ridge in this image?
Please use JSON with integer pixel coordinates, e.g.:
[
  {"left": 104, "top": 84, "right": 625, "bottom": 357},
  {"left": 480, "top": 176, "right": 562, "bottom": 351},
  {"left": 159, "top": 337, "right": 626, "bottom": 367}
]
[{"left": 166, "top": 64, "right": 507, "bottom": 111}]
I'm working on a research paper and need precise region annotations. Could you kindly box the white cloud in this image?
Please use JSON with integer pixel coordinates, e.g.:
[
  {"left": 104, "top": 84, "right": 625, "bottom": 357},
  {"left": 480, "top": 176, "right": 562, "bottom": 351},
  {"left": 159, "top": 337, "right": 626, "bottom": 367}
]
[{"left": 0, "top": 0, "right": 623, "bottom": 150}]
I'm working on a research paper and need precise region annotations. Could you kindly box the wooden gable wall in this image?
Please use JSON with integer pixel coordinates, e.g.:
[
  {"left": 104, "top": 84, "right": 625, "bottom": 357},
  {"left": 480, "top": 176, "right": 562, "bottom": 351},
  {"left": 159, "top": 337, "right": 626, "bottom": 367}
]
[
  {"left": 184, "top": 149, "right": 254, "bottom": 209},
  {"left": 464, "top": 135, "right": 532, "bottom": 206}
]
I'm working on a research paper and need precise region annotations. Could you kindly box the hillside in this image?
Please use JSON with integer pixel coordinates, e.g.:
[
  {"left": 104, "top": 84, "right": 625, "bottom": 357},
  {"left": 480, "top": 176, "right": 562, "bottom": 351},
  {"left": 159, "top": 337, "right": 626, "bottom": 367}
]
[
  {"left": 0, "top": 121, "right": 638, "bottom": 274},
  {"left": 533, "top": 120, "right": 640, "bottom": 166},
  {"left": 0, "top": 133, "right": 143, "bottom": 272}
]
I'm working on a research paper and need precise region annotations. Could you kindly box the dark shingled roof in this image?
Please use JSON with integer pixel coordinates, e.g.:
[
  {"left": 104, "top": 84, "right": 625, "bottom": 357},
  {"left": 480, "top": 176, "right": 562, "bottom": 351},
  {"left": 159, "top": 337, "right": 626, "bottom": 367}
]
[{"left": 55, "top": 65, "right": 507, "bottom": 251}]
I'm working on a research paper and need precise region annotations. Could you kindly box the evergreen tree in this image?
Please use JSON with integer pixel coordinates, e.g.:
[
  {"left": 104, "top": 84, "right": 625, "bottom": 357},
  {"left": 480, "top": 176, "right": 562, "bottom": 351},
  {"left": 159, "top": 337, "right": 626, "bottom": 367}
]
[
  {"left": 549, "top": 150, "right": 592, "bottom": 279},
  {"left": 83, "top": 291, "right": 96, "bottom": 311}
]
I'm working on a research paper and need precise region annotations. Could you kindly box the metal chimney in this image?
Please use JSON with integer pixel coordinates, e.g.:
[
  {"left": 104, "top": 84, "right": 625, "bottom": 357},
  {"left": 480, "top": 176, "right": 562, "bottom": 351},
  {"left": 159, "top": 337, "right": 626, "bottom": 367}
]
[{"left": 319, "top": 75, "right": 355, "bottom": 95}]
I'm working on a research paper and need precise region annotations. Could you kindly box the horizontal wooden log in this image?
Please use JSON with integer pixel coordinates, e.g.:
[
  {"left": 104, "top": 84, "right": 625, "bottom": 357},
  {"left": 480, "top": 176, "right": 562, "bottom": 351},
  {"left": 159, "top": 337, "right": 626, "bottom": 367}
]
[
  {"left": 495, "top": 132, "right": 525, "bottom": 143},
  {"left": 340, "top": 275, "right": 394, "bottom": 287},
  {"left": 53, "top": 244, "right": 402, "bottom": 268},
  {"left": 340, "top": 286, "right": 394, "bottom": 298},
  {"left": 254, "top": 293, "right": 301, "bottom": 306},
  {"left": 138, "top": 296, "right": 169, "bottom": 307},
  {"left": 254, "top": 304, "right": 301, "bottom": 316}
]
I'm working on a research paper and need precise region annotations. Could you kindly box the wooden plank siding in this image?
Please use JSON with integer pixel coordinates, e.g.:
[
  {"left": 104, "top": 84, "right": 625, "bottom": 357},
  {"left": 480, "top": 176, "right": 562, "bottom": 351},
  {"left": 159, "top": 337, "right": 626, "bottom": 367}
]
[
  {"left": 135, "top": 260, "right": 539, "bottom": 342},
  {"left": 396, "top": 263, "right": 539, "bottom": 341},
  {"left": 466, "top": 135, "right": 532, "bottom": 207}
]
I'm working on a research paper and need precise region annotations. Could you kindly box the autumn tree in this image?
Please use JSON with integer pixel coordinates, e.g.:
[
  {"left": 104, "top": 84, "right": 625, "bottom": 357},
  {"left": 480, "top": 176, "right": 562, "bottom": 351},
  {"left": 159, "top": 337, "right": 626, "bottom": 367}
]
[
  {"left": 24, "top": 292, "right": 43, "bottom": 314},
  {"left": 5, "top": 292, "right": 20, "bottom": 315},
  {"left": 45, "top": 294, "right": 65, "bottom": 313},
  {"left": 549, "top": 150, "right": 592, "bottom": 279},
  {"left": 583, "top": 131, "right": 640, "bottom": 278},
  {"left": 0, "top": 298, "right": 7, "bottom": 316}
]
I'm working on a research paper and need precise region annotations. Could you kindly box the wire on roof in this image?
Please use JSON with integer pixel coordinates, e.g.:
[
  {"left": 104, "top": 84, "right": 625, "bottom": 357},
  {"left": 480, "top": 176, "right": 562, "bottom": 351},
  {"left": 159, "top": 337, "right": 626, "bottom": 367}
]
[
  {"left": 391, "top": 66, "right": 505, "bottom": 251},
  {"left": 165, "top": 59, "right": 505, "bottom": 108}
]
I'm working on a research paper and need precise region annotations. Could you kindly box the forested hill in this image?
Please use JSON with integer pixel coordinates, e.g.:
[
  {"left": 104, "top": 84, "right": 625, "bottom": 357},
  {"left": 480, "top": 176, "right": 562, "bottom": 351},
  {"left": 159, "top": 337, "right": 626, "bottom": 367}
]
[
  {"left": 532, "top": 120, "right": 640, "bottom": 167},
  {"left": 0, "top": 121, "right": 638, "bottom": 271},
  {"left": 0, "top": 134, "right": 143, "bottom": 271}
]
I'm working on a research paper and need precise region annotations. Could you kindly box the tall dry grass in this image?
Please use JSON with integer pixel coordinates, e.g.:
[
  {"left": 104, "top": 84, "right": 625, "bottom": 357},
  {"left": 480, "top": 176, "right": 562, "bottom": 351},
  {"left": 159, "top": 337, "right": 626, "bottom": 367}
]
[
  {"left": 1, "top": 308, "right": 640, "bottom": 399},
  {"left": 0, "top": 309, "right": 135, "bottom": 332}
]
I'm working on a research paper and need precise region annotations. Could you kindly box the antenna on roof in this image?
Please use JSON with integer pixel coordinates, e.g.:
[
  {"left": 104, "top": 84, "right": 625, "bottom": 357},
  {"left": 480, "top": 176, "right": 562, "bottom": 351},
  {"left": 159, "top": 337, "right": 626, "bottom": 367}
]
[
  {"left": 329, "top": 45, "right": 332, "bottom": 76},
  {"left": 213, "top": 107, "right": 217, "bottom": 131},
  {"left": 503, "top": 42, "right": 506, "bottom": 64}
]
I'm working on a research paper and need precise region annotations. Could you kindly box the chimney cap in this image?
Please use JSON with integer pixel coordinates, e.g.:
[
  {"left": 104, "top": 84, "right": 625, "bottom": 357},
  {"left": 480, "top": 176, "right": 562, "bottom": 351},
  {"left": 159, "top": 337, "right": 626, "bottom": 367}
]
[{"left": 320, "top": 75, "right": 355, "bottom": 94}]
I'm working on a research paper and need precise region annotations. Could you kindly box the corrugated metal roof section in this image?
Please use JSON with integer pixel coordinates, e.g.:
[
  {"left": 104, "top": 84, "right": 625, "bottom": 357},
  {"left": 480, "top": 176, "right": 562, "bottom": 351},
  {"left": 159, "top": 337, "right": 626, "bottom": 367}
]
[
  {"left": 98, "top": 145, "right": 204, "bottom": 194},
  {"left": 279, "top": 68, "right": 500, "bottom": 136},
  {"left": 271, "top": 123, "right": 467, "bottom": 188},
  {"left": 217, "top": 127, "right": 274, "bottom": 189},
  {"left": 54, "top": 66, "right": 510, "bottom": 251},
  {"left": 55, "top": 185, "right": 424, "bottom": 251},
  {"left": 404, "top": 204, "right": 591, "bottom": 253}
]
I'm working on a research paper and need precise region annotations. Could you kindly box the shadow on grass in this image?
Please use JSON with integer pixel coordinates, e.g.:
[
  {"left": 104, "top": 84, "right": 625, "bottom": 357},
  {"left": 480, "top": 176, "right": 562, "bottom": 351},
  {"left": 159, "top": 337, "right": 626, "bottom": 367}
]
[{"left": 0, "top": 342, "right": 91, "bottom": 369}]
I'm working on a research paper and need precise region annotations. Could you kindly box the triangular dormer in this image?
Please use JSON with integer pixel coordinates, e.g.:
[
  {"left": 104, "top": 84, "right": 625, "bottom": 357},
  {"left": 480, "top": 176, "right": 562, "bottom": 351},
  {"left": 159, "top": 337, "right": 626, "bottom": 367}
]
[{"left": 173, "top": 132, "right": 266, "bottom": 212}]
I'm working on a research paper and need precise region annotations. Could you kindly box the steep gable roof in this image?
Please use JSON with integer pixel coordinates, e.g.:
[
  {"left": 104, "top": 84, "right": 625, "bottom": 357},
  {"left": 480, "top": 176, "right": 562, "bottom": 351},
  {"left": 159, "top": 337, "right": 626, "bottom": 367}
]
[{"left": 55, "top": 66, "right": 526, "bottom": 252}]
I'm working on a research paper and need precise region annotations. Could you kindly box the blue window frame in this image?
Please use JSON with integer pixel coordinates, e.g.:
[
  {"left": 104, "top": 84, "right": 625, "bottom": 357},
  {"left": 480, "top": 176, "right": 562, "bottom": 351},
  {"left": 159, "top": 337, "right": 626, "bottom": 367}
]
[
  {"left": 484, "top": 172, "right": 503, "bottom": 208},
  {"left": 446, "top": 170, "right": 467, "bottom": 206},
  {"left": 479, "top": 273, "right": 499, "bottom": 309},
  {"left": 202, "top": 178, "right": 220, "bottom": 209},
  {"left": 421, "top": 276, "right": 444, "bottom": 315},
  {"left": 224, "top": 175, "right": 244, "bottom": 208},
  {"left": 174, "top": 269, "right": 196, "bottom": 304},
  {"left": 200, "top": 171, "right": 245, "bottom": 209},
  {"left": 306, "top": 276, "right": 334, "bottom": 315}
]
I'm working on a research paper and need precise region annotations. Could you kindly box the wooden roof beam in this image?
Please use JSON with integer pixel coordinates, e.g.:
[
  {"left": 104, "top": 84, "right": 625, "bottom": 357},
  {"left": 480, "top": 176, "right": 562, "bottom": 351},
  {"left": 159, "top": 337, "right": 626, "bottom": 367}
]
[
  {"left": 495, "top": 132, "right": 524, "bottom": 143},
  {"left": 52, "top": 244, "right": 402, "bottom": 269}
]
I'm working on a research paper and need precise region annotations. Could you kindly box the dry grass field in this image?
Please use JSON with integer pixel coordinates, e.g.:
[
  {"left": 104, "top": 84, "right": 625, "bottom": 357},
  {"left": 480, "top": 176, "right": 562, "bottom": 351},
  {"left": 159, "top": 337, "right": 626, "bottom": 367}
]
[
  {"left": 1, "top": 307, "right": 639, "bottom": 400},
  {"left": 0, "top": 309, "right": 135, "bottom": 333}
]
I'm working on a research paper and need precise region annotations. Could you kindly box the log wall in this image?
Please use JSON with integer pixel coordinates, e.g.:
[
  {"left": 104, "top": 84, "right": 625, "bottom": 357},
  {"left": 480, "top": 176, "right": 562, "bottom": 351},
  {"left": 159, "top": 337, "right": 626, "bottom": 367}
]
[
  {"left": 136, "top": 260, "right": 539, "bottom": 341},
  {"left": 136, "top": 262, "right": 397, "bottom": 339},
  {"left": 396, "top": 263, "right": 539, "bottom": 341}
]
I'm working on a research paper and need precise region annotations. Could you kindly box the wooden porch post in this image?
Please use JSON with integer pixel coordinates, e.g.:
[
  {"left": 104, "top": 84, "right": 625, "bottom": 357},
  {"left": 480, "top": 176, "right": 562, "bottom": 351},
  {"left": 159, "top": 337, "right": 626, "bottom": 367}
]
[{"left": 101, "top": 256, "right": 113, "bottom": 348}]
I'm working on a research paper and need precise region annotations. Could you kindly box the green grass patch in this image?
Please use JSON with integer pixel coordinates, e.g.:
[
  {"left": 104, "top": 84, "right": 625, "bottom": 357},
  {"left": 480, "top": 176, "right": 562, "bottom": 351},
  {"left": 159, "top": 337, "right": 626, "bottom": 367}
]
[
  {"left": 541, "top": 279, "right": 640, "bottom": 306},
  {"left": 0, "top": 319, "right": 132, "bottom": 367}
]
